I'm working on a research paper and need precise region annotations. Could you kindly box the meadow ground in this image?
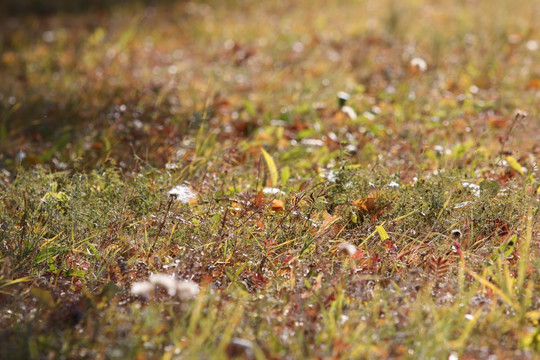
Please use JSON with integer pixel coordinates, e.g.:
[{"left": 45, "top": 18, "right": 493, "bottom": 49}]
[{"left": 0, "top": 0, "right": 539, "bottom": 358}]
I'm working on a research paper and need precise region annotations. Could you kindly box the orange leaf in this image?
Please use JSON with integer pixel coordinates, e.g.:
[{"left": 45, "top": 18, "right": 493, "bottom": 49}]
[
  {"left": 352, "top": 197, "right": 376, "bottom": 212},
  {"left": 526, "top": 77, "right": 540, "bottom": 90},
  {"left": 230, "top": 202, "right": 242, "bottom": 215},
  {"left": 487, "top": 116, "right": 506, "bottom": 129},
  {"left": 315, "top": 213, "right": 340, "bottom": 236},
  {"left": 271, "top": 199, "right": 285, "bottom": 212},
  {"left": 255, "top": 219, "right": 265, "bottom": 230},
  {"left": 352, "top": 188, "right": 383, "bottom": 212},
  {"left": 253, "top": 190, "right": 265, "bottom": 208}
]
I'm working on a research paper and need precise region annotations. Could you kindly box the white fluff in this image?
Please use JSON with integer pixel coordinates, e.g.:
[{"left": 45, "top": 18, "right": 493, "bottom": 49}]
[
  {"left": 131, "top": 281, "right": 154, "bottom": 297},
  {"left": 150, "top": 273, "right": 178, "bottom": 296},
  {"left": 167, "top": 185, "right": 197, "bottom": 203},
  {"left": 410, "top": 57, "right": 428, "bottom": 72},
  {"left": 132, "top": 273, "right": 199, "bottom": 300},
  {"left": 176, "top": 280, "right": 200, "bottom": 300},
  {"left": 338, "top": 242, "right": 357, "bottom": 256}
]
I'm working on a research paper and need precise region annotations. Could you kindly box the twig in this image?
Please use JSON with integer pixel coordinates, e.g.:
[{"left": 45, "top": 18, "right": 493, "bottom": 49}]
[
  {"left": 499, "top": 109, "right": 528, "bottom": 156},
  {"left": 146, "top": 196, "right": 175, "bottom": 261}
]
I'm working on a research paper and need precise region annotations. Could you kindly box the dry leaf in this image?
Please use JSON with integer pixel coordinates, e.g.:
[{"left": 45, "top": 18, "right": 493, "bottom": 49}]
[
  {"left": 315, "top": 213, "right": 341, "bottom": 237},
  {"left": 376, "top": 225, "right": 389, "bottom": 241},
  {"left": 271, "top": 199, "right": 285, "bottom": 212},
  {"left": 230, "top": 202, "right": 242, "bottom": 215},
  {"left": 526, "top": 77, "right": 540, "bottom": 90},
  {"left": 253, "top": 190, "right": 265, "bottom": 208},
  {"left": 352, "top": 188, "right": 381, "bottom": 212},
  {"left": 352, "top": 197, "right": 376, "bottom": 212},
  {"left": 255, "top": 219, "right": 265, "bottom": 230}
]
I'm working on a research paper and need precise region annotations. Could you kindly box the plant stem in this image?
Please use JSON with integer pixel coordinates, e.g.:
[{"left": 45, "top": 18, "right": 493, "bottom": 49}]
[{"left": 146, "top": 196, "right": 174, "bottom": 262}]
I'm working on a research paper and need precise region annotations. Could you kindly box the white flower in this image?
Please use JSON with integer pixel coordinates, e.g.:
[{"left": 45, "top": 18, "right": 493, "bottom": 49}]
[
  {"left": 176, "top": 280, "right": 199, "bottom": 300},
  {"left": 131, "top": 281, "right": 154, "bottom": 297},
  {"left": 338, "top": 242, "right": 357, "bottom": 257},
  {"left": 168, "top": 185, "right": 197, "bottom": 203},
  {"left": 321, "top": 169, "right": 338, "bottom": 182},
  {"left": 149, "top": 273, "right": 178, "bottom": 296}
]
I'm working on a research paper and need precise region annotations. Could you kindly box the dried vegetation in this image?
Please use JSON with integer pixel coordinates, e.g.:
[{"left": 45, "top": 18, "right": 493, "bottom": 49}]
[{"left": 0, "top": 0, "right": 539, "bottom": 358}]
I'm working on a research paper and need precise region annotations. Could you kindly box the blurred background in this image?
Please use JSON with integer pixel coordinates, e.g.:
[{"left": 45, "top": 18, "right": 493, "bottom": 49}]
[
  {"left": 1, "top": 0, "right": 538, "bottom": 172},
  {"left": 2, "top": 0, "right": 172, "bottom": 15}
]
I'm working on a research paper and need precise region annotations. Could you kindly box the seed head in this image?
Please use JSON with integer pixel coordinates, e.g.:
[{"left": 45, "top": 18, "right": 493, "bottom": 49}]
[
  {"left": 131, "top": 281, "right": 154, "bottom": 297},
  {"left": 338, "top": 242, "right": 357, "bottom": 257},
  {"left": 150, "top": 273, "right": 178, "bottom": 296},
  {"left": 176, "top": 280, "right": 200, "bottom": 300}
]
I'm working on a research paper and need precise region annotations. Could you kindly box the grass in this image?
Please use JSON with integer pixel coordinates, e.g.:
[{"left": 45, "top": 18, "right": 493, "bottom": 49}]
[{"left": 0, "top": 0, "right": 539, "bottom": 358}]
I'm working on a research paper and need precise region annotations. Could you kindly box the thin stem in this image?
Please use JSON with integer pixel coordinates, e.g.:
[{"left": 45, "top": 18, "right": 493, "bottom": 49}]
[
  {"left": 146, "top": 196, "right": 175, "bottom": 261},
  {"left": 499, "top": 110, "right": 527, "bottom": 156}
]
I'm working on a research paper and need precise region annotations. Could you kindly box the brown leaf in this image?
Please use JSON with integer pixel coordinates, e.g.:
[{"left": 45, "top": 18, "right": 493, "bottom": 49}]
[
  {"left": 526, "top": 77, "right": 540, "bottom": 90},
  {"left": 352, "top": 197, "right": 376, "bottom": 212},
  {"left": 253, "top": 190, "right": 265, "bottom": 208},
  {"left": 255, "top": 219, "right": 265, "bottom": 230},
  {"left": 230, "top": 202, "right": 242, "bottom": 215},
  {"left": 352, "top": 188, "right": 381, "bottom": 212},
  {"left": 271, "top": 199, "right": 285, "bottom": 212},
  {"left": 314, "top": 213, "right": 340, "bottom": 237}
]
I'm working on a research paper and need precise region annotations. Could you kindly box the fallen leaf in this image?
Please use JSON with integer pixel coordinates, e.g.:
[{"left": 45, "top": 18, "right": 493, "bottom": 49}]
[
  {"left": 314, "top": 213, "right": 341, "bottom": 237},
  {"left": 352, "top": 197, "right": 376, "bottom": 212},
  {"left": 253, "top": 190, "right": 265, "bottom": 208},
  {"left": 271, "top": 199, "right": 285, "bottom": 212},
  {"left": 255, "top": 219, "right": 265, "bottom": 230},
  {"left": 352, "top": 188, "right": 381, "bottom": 212},
  {"left": 526, "top": 77, "right": 540, "bottom": 90},
  {"left": 230, "top": 202, "right": 242, "bottom": 215}
]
